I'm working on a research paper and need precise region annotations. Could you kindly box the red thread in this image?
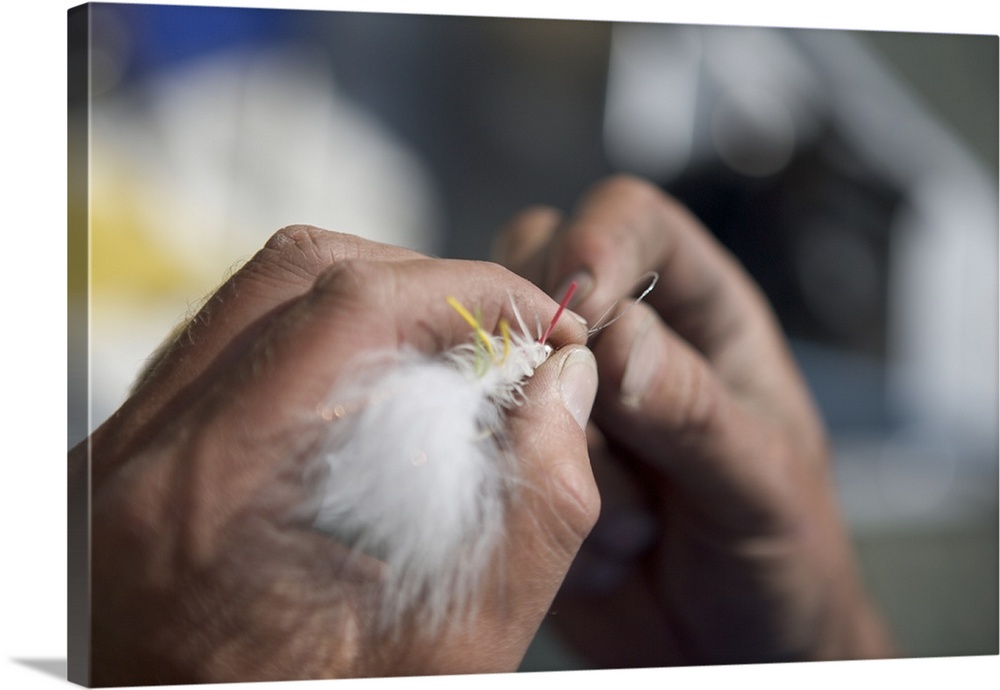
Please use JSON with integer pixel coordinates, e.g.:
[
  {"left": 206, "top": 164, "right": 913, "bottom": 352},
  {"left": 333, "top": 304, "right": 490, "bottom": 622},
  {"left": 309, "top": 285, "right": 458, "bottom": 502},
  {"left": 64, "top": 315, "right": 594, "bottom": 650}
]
[{"left": 539, "top": 281, "right": 577, "bottom": 345}]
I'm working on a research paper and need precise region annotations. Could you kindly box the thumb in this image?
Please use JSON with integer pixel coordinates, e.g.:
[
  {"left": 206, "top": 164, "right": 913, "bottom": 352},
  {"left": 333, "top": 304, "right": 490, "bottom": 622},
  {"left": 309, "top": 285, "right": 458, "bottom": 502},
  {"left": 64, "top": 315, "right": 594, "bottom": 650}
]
[
  {"left": 493, "top": 344, "right": 601, "bottom": 626},
  {"left": 401, "top": 345, "right": 600, "bottom": 673},
  {"left": 507, "top": 344, "right": 601, "bottom": 552}
]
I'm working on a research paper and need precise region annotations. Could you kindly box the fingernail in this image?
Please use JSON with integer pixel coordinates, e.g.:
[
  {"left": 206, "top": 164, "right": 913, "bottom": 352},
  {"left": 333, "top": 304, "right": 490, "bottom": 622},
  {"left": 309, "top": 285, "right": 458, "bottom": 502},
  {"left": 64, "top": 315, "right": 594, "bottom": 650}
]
[
  {"left": 553, "top": 270, "right": 593, "bottom": 309},
  {"left": 620, "top": 316, "right": 660, "bottom": 407},
  {"left": 559, "top": 348, "right": 598, "bottom": 430}
]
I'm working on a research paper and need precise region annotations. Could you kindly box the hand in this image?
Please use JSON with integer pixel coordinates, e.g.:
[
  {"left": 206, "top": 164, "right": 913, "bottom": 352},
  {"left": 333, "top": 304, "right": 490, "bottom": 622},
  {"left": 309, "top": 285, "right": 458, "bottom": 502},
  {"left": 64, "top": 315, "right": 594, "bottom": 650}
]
[
  {"left": 494, "top": 176, "right": 893, "bottom": 666},
  {"left": 71, "top": 226, "right": 600, "bottom": 684}
]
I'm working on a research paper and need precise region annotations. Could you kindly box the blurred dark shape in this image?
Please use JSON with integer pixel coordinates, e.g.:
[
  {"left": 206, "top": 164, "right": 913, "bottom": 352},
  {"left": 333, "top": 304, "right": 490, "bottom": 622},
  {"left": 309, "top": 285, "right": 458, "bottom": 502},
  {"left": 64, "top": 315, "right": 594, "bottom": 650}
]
[{"left": 667, "top": 128, "right": 904, "bottom": 358}]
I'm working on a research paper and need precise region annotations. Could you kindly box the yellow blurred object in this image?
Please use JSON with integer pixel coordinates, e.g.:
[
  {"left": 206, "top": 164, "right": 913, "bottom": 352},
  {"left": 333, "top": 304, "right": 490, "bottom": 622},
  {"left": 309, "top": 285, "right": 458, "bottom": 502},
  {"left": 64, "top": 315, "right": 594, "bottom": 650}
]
[{"left": 89, "top": 151, "right": 198, "bottom": 299}]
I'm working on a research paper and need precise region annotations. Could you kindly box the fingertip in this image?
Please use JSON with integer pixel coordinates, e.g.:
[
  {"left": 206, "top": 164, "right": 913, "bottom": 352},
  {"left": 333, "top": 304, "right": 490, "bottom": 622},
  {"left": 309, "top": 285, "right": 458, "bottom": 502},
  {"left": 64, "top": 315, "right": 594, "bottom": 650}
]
[
  {"left": 517, "top": 345, "right": 596, "bottom": 427},
  {"left": 555, "top": 346, "right": 599, "bottom": 431}
]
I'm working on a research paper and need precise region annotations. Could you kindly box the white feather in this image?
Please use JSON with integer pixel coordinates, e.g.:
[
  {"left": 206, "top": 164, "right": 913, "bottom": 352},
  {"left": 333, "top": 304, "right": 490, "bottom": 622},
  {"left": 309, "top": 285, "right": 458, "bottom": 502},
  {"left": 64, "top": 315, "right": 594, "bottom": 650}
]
[{"left": 312, "top": 317, "right": 552, "bottom": 632}]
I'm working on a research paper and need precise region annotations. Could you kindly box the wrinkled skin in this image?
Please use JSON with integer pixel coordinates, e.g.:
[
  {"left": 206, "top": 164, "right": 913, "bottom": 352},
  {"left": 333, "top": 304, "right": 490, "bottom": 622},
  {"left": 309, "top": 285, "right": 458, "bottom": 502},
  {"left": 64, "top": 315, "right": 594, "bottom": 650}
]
[
  {"left": 73, "top": 174, "right": 893, "bottom": 684},
  {"left": 494, "top": 175, "right": 894, "bottom": 666},
  {"left": 72, "top": 226, "right": 600, "bottom": 685}
]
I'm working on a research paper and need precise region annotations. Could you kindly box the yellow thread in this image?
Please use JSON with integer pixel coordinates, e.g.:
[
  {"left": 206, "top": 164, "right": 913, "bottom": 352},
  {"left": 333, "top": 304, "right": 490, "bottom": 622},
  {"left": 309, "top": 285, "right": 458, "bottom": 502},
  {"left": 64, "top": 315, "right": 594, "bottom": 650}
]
[
  {"left": 446, "top": 296, "right": 495, "bottom": 358},
  {"left": 499, "top": 319, "right": 511, "bottom": 363}
]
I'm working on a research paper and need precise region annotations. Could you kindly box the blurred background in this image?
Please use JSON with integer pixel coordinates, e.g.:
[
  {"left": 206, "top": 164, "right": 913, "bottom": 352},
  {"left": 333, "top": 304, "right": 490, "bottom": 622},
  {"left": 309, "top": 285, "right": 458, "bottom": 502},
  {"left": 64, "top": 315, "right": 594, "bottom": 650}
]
[{"left": 68, "top": 3, "right": 997, "bottom": 665}]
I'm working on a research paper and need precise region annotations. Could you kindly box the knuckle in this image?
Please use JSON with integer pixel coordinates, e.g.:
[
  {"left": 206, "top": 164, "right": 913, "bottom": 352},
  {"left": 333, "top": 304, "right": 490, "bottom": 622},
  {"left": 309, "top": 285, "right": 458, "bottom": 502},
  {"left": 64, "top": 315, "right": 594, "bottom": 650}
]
[
  {"left": 258, "top": 225, "right": 339, "bottom": 281},
  {"left": 239, "top": 228, "right": 327, "bottom": 291},
  {"left": 256, "top": 225, "right": 396, "bottom": 288},
  {"left": 260, "top": 226, "right": 424, "bottom": 283},
  {"left": 264, "top": 224, "right": 326, "bottom": 252},
  {"left": 264, "top": 224, "right": 340, "bottom": 263}
]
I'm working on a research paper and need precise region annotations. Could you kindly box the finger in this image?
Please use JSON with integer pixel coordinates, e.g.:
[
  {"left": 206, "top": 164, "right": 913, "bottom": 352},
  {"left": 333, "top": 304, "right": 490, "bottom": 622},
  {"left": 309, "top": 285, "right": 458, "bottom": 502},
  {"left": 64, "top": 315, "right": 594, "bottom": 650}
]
[
  {"left": 590, "top": 302, "right": 803, "bottom": 534},
  {"left": 543, "top": 176, "right": 823, "bottom": 442},
  {"left": 466, "top": 344, "right": 601, "bottom": 670},
  {"left": 96, "top": 258, "right": 594, "bottom": 677},
  {"left": 96, "top": 258, "right": 593, "bottom": 572},
  {"left": 540, "top": 176, "right": 782, "bottom": 378},
  {"left": 505, "top": 345, "right": 600, "bottom": 554},
  {"left": 137, "top": 226, "right": 423, "bottom": 403},
  {"left": 255, "top": 258, "right": 589, "bottom": 446},
  {"left": 381, "top": 344, "right": 600, "bottom": 674},
  {"left": 94, "top": 227, "right": 426, "bottom": 462},
  {"left": 284, "top": 271, "right": 594, "bottom": 674},
  {"left": 144, "top": 258, "right": 588, "bottom": 471},
  {"left": 491, "top": 205, "right": 563, "bottom": 282}
]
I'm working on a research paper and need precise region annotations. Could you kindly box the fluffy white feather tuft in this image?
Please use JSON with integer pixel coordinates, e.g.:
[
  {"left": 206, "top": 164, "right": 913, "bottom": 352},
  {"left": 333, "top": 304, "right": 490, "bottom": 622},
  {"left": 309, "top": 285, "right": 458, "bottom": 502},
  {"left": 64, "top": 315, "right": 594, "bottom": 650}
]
[{"left": 312, "top": 309, "right": 552, "bottom": 632}]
